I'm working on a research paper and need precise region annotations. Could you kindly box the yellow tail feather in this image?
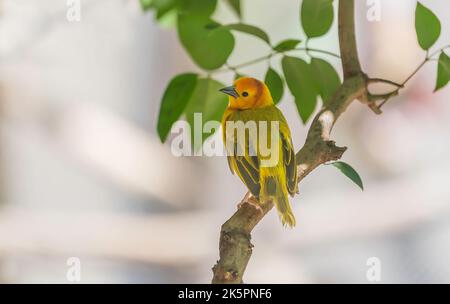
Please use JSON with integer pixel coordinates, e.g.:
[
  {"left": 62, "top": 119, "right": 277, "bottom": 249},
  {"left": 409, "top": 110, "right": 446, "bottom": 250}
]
[
  {"left": 261, "top": 175, "right": 296, "bottom": 228},
  {"left": 274, "top": 192, "right": 296, "bottom": 228}
]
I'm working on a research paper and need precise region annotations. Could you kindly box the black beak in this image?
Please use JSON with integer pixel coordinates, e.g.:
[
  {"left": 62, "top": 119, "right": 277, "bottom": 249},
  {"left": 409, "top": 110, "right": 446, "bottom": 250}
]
[{"left": 219, "top": 86, "right": 239, "bottom": 98}]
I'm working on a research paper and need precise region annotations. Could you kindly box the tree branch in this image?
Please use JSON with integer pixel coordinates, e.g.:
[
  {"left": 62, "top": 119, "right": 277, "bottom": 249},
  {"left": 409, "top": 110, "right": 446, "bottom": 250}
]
[
  {"left": 338, "top": 0, "right": 361, "bottom": 79},
  {"left": 212, "top": 0, "right": 367, "bottom": 283}
]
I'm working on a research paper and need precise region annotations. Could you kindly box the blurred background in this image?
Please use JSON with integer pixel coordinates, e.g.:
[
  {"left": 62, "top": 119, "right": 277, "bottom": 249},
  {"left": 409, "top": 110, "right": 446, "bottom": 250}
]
[{"left": 0, "top": 0, "right": 449, "bottom": 283}]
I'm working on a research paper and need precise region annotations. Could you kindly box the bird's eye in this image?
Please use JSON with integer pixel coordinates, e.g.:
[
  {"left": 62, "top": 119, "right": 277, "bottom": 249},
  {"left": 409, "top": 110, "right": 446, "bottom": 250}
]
[{"left": 242, "top": 91, "right": 249, "bottom": 97}]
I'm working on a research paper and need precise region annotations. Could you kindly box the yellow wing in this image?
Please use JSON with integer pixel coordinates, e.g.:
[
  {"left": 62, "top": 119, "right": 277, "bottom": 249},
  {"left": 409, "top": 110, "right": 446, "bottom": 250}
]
[
  {"left": 281, "top": 132, "right": 297, "bottom": 196},
  {"left": 222, "top": 106, "right": 297, "bottom": 198}
]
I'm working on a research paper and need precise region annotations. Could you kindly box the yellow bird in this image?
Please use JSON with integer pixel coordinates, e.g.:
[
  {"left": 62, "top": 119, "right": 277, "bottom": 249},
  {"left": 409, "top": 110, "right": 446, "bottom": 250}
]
[{"left": 220, "top": 77, "right": 298, "bottom": 227}]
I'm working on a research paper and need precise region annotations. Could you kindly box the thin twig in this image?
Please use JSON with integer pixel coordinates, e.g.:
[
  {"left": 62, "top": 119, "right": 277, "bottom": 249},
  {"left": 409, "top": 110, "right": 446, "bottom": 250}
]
[
  {"left": 368, "top": 78, "right": 404, "bottom": 88},
  {"left": 296, "top": 47, "right": 341, "bottom": 59},
  {"left": 372, "top": 44, "right": 449, "bottom": 110},
  {"left": 401, "top": 57, "right": 428, "bottom": 86},
  {"left": 213, "top": 47, "right": 340, "bottom": 74}
]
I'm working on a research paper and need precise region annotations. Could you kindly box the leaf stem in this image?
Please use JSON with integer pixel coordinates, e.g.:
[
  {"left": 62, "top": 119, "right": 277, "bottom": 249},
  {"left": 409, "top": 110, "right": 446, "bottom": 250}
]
[
  {"left": 295, "top": 47, "right": 341, "bottom": 59},
  {"left": 213, "top": 47, "right": 340, "bottom": 74},
  {"left": 377, "top": 44, "right": 449, "bottom": 109},
  {"left": 368, "top": 78, "right": 404, "bottom": 88}
]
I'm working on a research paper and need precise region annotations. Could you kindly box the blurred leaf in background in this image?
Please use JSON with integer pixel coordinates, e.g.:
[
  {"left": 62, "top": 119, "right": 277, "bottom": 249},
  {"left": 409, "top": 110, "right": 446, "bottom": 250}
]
[
  {"left": 157, "top": 73, "right": 198, "bottom": 142},
  {"left": 225, "top": 0, "right": 241, "bottom": 19},
  {"left": 265, "top": 67, "right": 284, "bottom": 104},
  {"left": 273, "top": 39, "right": 302, "bottom": 52},
  {"left": 282, "top": 56, "right": 318, "bottom": 123},
  {"left": 212, "top": 23, "right": 271, "bottom": 45},
  {"left": 178, "top": 15, "right": 235, "bottom": 70},
  {"left": 310, "top": 57, "right": 341, "bottom": 105},
  {"left": 141, "top": 0, "right": 179, "bottom": 26},
  {"left": 178, "top": 0, "right": 235, "bottom": 70},
  {"left": 184, "top": 78, "right": 228, "bottom": 150}
]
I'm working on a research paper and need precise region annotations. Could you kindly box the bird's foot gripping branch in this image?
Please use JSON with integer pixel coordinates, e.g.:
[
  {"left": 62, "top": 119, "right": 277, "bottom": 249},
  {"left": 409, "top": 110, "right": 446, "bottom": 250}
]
[{"left": 142, "top": 0, "right": 450, "bottom": 283}]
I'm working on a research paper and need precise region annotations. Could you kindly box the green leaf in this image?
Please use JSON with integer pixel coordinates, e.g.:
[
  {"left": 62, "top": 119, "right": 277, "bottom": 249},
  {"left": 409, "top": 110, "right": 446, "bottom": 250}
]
[
  {"left": 211, "top": 23, "right": 270, "bottom": 45},
  {"left": 265, "top": 67, "right": 284, "bottom": 104},
  {"left": 282, "top": 56, "right": 318, "bottom": 123},
  {"left": 157, "top": 73, "right": 198, "bottom": 142},
  {"left": 184, "top": 78, "right": 228, "bottom": 149},
  {"left": 156, "top": 7, "right": 178, "bottom": 28},
  {"left": 140, "top": 0, "right": 153, "bottom": 11},
  {"left": 151, "top": 0, "right": 179, "bottom": 20},
  {"left": 178, "top": 14, "right": 235, "bottom": 70},
  {"left": 301, "top": 0, "right": 334, "bottom": 38},
  {"left": 435, "top": 51, "right": 450, "bottom": 92},
  {"left": 415, "top": 2, "right": 441, "bottom": 50},
  {"left": 225, "top": 0, "right": 241, "bottom": 19},
  {"left": 310, "top": 58, "right": 341, "bottom": 105},
  {"left": 273, "top": 39, "right": 302, "bottom": 52},
  {"left": 180, "top": 0, "right": 217, "bottom": 17},
  {"left": 330, "top": 161, "right": 364, "bottom": 191}
]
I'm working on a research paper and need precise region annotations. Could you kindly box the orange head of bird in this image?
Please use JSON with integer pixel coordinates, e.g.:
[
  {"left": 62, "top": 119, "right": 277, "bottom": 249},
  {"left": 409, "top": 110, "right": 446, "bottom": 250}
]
[{"left": 219, "top": 77, "right": 273, "bottom": 110}]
